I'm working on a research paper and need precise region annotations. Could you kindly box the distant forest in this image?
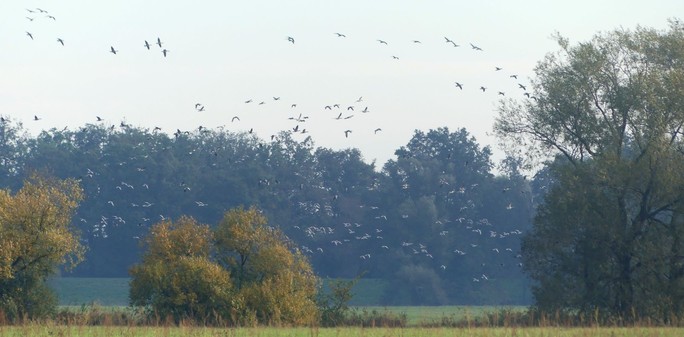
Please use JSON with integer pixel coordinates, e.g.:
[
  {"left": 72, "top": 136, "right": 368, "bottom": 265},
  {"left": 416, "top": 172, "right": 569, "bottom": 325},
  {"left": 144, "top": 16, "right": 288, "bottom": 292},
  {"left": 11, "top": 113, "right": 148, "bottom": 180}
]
[{"left": 0, "top": 120, "right": 540, "bottom": 305}]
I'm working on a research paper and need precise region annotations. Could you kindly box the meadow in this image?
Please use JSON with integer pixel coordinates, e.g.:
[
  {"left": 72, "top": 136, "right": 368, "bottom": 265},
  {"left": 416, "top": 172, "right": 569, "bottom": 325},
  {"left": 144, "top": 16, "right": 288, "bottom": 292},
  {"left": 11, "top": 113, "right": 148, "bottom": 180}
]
[{"left": 2, "top": 325, "right": 684, "bottom": 337}]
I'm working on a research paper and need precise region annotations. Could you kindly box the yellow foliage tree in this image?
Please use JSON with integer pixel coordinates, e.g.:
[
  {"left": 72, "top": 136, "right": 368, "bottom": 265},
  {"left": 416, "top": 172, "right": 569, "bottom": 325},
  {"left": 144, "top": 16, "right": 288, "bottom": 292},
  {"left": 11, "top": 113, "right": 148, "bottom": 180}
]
[
  {"left": 129, "top": 216, "right": 233, "bottom": 323},
  {"left": 130, "top": 208, "right": 319, "bottom": 326},
  {"left": 0, "top": 174, "right": 84, "bottom": 319},
  {"left": 215, "top": 206, "right": 319, "bottom": 325}
]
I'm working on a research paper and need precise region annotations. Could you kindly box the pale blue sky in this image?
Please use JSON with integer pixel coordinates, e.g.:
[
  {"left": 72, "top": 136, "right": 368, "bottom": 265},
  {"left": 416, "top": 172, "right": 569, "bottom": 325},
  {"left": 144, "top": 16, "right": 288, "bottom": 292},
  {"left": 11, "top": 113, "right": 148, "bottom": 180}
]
[{"left": 1, "top": 1, "right": 681, "bottom": 166}]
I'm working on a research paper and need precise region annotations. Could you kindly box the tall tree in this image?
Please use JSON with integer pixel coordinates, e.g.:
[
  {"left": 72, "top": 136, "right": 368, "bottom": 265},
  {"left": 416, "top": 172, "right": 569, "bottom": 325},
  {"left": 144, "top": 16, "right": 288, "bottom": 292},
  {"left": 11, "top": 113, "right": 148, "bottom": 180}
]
[
  {"left": 495, "top": 21, "right": 684, "bottom": 320},
  {"left": 0, "top": 174, "right": 85, "bottom": 319}
]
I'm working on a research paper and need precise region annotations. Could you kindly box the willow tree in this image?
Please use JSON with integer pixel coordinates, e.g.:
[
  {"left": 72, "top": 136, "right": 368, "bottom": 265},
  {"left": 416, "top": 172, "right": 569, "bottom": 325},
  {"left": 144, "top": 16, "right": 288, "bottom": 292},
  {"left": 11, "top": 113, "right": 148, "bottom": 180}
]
[
  {"left": 0, "top": 174, "right": 85, "bottom": 319},
  {"left": 215, "top": 206, "right": 319, "bottom": 326},
  {"left": 495, "top": 21, "right": 684, "bottom": 321}
]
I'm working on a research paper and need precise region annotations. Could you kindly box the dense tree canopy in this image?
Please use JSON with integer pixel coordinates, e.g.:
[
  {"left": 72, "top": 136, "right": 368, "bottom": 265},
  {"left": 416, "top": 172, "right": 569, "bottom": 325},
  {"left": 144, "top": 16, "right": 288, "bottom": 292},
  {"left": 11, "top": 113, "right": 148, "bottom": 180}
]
[
  {"left": 496, "top": 21, "right": 684, "bottom": 320},
  {"left": 0, "top": 117, "right": 534, "bottom": 305}
]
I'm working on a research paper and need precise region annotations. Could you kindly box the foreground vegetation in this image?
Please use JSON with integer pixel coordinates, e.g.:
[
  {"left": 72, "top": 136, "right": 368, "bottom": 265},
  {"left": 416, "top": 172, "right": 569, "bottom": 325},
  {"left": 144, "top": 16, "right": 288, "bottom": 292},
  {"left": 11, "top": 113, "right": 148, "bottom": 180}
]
[{"left": 2, "top": 325, "right": 684, "bottom": 337}]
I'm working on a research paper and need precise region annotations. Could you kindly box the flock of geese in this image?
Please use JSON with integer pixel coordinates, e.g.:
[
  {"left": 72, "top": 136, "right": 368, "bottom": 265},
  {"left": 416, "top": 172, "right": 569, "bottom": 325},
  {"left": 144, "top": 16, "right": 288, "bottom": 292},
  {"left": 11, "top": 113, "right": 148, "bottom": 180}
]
[{"left": 15, "top": 5, "right": 534, "bottom": 285}]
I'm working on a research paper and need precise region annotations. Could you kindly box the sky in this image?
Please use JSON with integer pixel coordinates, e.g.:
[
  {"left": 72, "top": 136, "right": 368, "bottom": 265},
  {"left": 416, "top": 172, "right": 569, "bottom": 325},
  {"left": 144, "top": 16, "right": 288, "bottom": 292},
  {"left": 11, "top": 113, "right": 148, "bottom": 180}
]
[{"left": 1, "top": 1, "right": 682, "bottom": 168}]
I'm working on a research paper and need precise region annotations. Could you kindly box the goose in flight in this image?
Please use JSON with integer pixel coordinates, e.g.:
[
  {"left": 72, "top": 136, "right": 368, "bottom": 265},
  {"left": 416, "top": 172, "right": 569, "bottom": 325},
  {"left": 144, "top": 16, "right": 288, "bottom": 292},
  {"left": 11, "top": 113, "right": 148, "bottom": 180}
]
[
  {"left": 510, "top": 74, "right": 518, "bottom": 79},
  {"left": 392, "top": 55, "right": 399, "bottom": 59},
  {"left": 96, "top": 116, "right": 103, "bottom": 122},
  {"left": 374, "top": 128, "right": 382, "bottom": 134},
  {"left": 34, "top": 115, "right": 41, "bottom": 121},
  {"left": 356, "top": 96, "right": 363, "bottom": 102},
  {"left": 26, "top": 32, "right": 33, "bottom": 40},
  {"left": 518, "top": 83, "right": 527, "bottom": 90},
  {"left": 470, "top": 43, "right": 483, "bottom": 51},
  {"left": 495, "top": 67, "right": 502, "bottom": 71},
  {"left": 26, "top": 17, "right": 34, "bottom": 21},
  {"left": 46, "top": 15, "right": 56, "bottom": 20},
  {"left": 335, "top": 32, "right": 346, "bottom": 37},
  {"left": 287, "top": 36, "right": 295, "bottom": 44},
  {"left": 144, "top": 40, "right": 151, "bottom": 50},
  {"left": 377, "top": 39, "right": 388, "bottom": 45},
  {"left": 231, "top": 116, "right": 240, "bottom": 122},
  {"left": 344, "top": 130, "right": 352, "bottom": 138},
  {"left": 161, "top": 49, "right": 169, "bottom": 57},
  {"left": 454, "top": 82, "right": 463, "bottom": 90},
  {"left": 361, "top": 107, "right": 369, "bottom": 113},
  {"left": 156, "top": 37, "right": 163, "bottom": 48},
  {"left": 479, "top": 86, "right": 487, "bottom": 92},
  {"left": 110, "top": 46, "right": 118, "bottom": 54},
  {"left": 413, "top": 40, "right": 421, "bottom": 43},
  {"left": 498, "top": 91, "right": 505, "bottom": 96},
  {"left": 57, "top": 38, "right": 64, "bottom": 46}
]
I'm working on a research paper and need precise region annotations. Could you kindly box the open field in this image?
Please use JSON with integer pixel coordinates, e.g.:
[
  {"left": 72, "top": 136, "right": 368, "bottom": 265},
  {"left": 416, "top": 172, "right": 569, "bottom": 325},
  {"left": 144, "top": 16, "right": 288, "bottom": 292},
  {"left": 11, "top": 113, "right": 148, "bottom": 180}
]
[{"left": 2, "top": 326, "right": 684, "bottom": 337}]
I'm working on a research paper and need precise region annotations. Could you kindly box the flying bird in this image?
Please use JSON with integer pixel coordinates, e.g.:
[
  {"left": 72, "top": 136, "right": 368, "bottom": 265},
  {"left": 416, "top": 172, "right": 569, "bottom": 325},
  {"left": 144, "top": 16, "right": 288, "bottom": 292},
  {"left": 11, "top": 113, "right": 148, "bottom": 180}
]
[
  {"left": 518, "top": 83, "right": 527, "bottom": 90},
  {"left": 479, "top": 86, "right": 487, "bottom": 92},
  {"left": 495, "top": 67, "right": 502, "bottom": 71},
  {"left": 110, "top": 46, "right": 118, "bottom": 54},
  {"left": 144, "top": 40, "right": 151, "bottom": 49},
  {"left": 46, "top": 15, "right": 56, "bottom": 20},
  {"left": 26, "top": 32, "right": 33, "bottom": 40},
  {"left": 34, "top": 115, "right": 41, "bottom": 121},
  {"left": 287, "top": 36, "right": 295, "bottom": 44},
  {"left": 377, "top": 39, "right": 388, "bottom": 45},
  {"left": 156, "top": 37, "right": 163, "bottom": 48},
  {"left": 454, "top": 82, "right": 463, "bottom": 90},
  {"left": 57, "top": 38, "right": 64, "bottom": 46},
  {"left": 161, "top": 49, "right": 169, "bottom": 57},
  {"left": 374, "top": 128, "right": 382, "bottom": 134},
  {"left": 470, "top": 43, "right": 483, "bottom": 51},
  {"left": 344, "top": 130, "right": 352, "bottom": 138},
  {"left": 335, "top": 32, "right": 346, "bottom": 37},
  {"left": 361, "top": 107, "right": 370, "bottom": 113}
]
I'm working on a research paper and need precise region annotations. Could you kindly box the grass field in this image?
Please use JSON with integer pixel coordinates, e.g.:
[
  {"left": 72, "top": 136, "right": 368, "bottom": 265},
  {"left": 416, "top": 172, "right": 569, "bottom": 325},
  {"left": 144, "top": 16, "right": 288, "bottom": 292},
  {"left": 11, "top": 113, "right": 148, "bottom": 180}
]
[{"left": 2, "top": 326, "right": 684, "bottom": 337}]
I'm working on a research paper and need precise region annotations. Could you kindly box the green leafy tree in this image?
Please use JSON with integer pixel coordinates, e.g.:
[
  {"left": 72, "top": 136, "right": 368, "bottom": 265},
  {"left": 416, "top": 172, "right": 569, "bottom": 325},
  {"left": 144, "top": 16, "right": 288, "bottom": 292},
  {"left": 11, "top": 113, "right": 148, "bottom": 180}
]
[
  {"left": 495, "top": 21, "right": 684, "bottom": 320},
  {"left": 0, "top": 174, "right": 85, "bottom": 320}
]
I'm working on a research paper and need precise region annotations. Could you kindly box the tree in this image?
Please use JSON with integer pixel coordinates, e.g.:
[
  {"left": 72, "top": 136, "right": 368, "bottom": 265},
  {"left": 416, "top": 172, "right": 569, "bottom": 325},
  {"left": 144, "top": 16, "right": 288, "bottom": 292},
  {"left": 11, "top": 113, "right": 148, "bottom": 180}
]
[
  {"left": 129, "top": 216, "right": 233, "bottom": 324},
  {"left": 130, "top": 207, "right": 319, "bottom": 326},
  {"left": 215, "top": 206, "right": 318, "bottom": 325},
  {"left": 0, "top": 174, "right": 85, "bottom": 320},
  {"left": 495, "top": 21, "right": 684, "bottom": 321}
]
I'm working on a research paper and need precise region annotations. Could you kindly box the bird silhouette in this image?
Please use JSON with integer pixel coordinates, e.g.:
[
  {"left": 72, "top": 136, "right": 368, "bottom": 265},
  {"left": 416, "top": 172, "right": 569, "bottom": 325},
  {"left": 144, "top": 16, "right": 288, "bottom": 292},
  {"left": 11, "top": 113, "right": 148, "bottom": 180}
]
[
  {"left": 26, "top": 32, "right": 33, "bottom": 40},
  {"left": 344, "top": 130, "right": 352, "bottom": 138},
  {"left": 518, "top": 83, "right": 527, "bottom": 90},
  {"left": 480, "top": 86, "right": 487, "bottom": 92},
  {"left": 156, "top": 37, "right": 163, "bottom": 48},
  {"left": 470, "top": 43, "right": 483, "bottom": 51},
  {"left": 144, "top": 40, "right": 151, "bottom": 50},
  {"left": 110, "top": 46, "right": 118, "bottom": 54},
  {"left": 57, "top": 38, "right": 64, "bottom": 46},
  {"left": 377, "top": 39, "right": 388, "bottom": 45},
  {"left": 455, "top": 82, "right": 463, "bottom": 90},
  {"left": 161, "top": 49, "right": 169, "bottom": 57},
  {"left": 374, "top": 128, "right": 382, "bottom": 134},
  {"left": 287, "top": 36, "right": 295, "bottom": 44},
  {"left": 335, "top": 33, "right": 346, "bottom": 37}
]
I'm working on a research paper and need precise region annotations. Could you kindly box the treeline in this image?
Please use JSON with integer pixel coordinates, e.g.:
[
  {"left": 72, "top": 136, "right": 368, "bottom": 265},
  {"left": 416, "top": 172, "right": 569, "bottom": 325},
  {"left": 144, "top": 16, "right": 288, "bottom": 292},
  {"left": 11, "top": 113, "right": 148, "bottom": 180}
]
[{"left": 0, "top": 120, "right": 536, "bottom": 305}]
